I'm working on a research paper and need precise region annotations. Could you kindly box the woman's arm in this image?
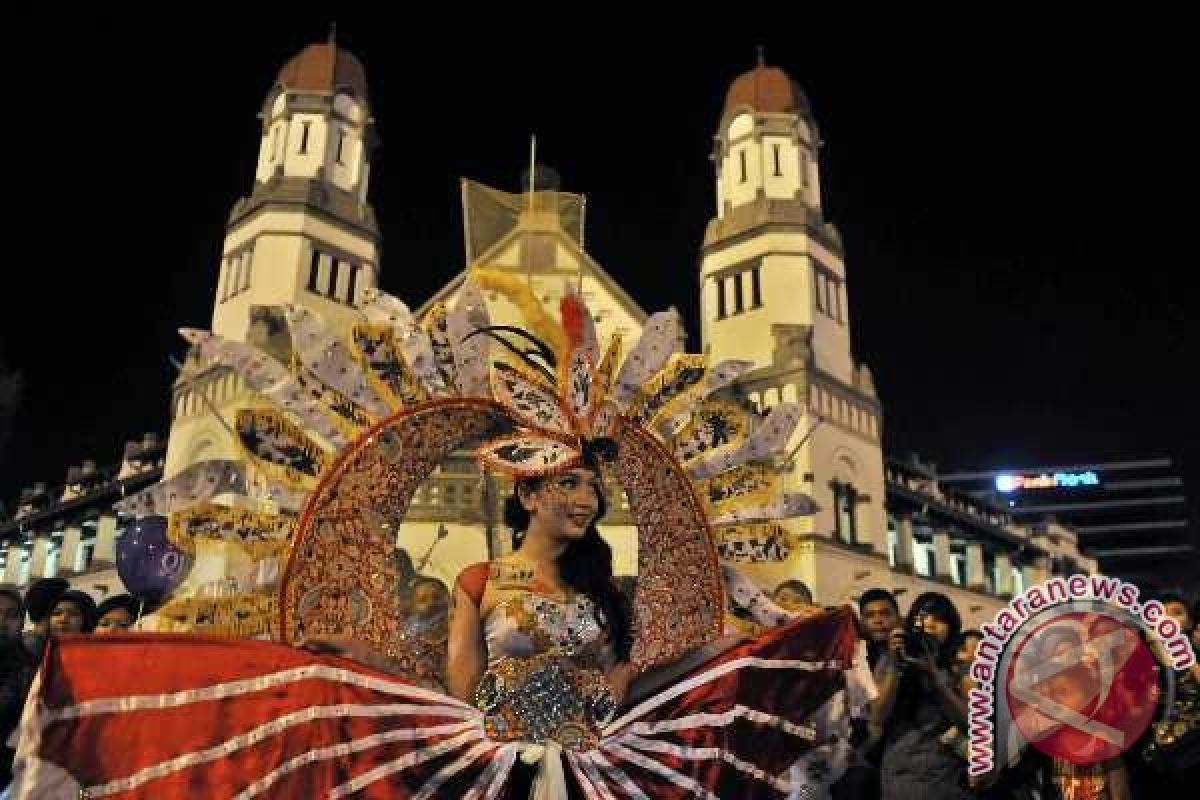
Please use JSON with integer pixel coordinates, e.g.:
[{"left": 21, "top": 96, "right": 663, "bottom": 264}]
[
  {"left": 606, "top": 661, "right": 637, "bottom": 707},
  {"left": 445, "top": 584, "right": 487, "bottom": 703}
]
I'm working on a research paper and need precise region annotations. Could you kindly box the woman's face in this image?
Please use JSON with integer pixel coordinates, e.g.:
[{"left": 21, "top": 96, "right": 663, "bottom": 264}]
[
  {"left": 96, "top": 608, "right": 134, "bottom": 634},
  {"left": 522, "top": 468, "right": 602, "bottom": 541},
  {"left": 915, "top": 609, "right": 952, "bottom": 644},
  {"left": 50, "top": 600, "right": 86, "bottom": 634}
]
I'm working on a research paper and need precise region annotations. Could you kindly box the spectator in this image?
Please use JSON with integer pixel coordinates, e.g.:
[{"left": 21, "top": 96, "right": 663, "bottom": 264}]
[
  {"left": 23, "top": 579, "right": 96, "bottom": 662},
  {"left": 832, "top": 588, "right": 901, "bottom": 800},
  {"left": 877, "top": 591, "right": 969, "bottom": 800},
  {"left": 1136, "top": 592, "right": 1199, "bottom": 791},
  {"left": 0, "top": 587, "right": 33, "bottom": 786},
  {"left": 95, "top": 595, "right": 140, "bottom": 634},
  {"left": 48, "top": 591, "right": 96, "bottom": 635},
  {"left": 859, "top": 588, "right": 901, "bottom": 669}
]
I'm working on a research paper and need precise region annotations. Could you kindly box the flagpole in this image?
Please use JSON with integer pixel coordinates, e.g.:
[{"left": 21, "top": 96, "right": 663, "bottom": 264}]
[
  {"left": 528, "top": 133, "right": 537, "bottom": 209},
  {"left": 168, "top": 356, "right": 240, "bottom": 443},
  {"left": 782, "top": 416, "right": 825, "bottom": 470}
]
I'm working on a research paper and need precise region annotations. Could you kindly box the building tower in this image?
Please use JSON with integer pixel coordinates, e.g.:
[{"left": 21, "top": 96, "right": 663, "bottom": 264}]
[
  {"left": 700, "top": 58, "right": 889, "bottom": 596},
  {"left": 164, "top": 35, "right": 381, "bottom": 479}
]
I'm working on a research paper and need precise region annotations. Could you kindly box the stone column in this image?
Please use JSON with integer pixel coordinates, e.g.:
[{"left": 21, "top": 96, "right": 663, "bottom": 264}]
[
  {"left": 966, "top": 542, "right": 986, "bottom": 591},
  {"left": 61, "top": 524, "right": 84, "bottom": 574},
  {"left": 3, "top": 542, "right": 26, "bottom": 585},
  {"left": 30, "top": 535, "right": 53, "bottom": 579},
  {"left": 94, "top": 513, "right": 119, "bottom": 563},
  {"left": 893, "top": 514, "right": 915, "bottom": 572},
  {"left": 933, "top": 528, "right": 954, "bottom": 581},
  {"left": 994, "top": 551, "right": 1014, "bottom": 595}
]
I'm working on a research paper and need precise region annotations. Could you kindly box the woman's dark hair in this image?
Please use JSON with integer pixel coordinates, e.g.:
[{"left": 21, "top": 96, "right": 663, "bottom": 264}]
[
  {"left": 888, "top": 591, "right": 964, "bottom": 725},
  {"left": 502, "top": 442, "right": 632, "bottom": 662},
  {"left": 96, "top": 593, "right": 139, "bottom": 621},
  {"left": 904, "top": 591, "right": 962, "bottom": 667}
]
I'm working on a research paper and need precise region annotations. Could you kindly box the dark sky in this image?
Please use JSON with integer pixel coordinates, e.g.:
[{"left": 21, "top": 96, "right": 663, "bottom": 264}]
[{"left": 2, "top": 16, "right": 1195, "bottom": 567}]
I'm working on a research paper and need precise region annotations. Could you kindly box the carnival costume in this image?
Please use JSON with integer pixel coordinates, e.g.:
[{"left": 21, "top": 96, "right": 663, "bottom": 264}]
[{"left": 12, "top": 276, "right": 870, "bottom": 798}]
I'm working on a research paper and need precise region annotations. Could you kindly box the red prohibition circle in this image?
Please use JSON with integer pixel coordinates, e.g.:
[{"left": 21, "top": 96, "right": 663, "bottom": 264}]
[{"left": 1005, "top": 610, "right": 1159, "bottom": 765}]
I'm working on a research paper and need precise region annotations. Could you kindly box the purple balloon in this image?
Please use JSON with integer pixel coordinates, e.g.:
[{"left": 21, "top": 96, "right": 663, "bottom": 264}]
[{"left": 116, "top": 515, "right": 191, "bottom": 601}]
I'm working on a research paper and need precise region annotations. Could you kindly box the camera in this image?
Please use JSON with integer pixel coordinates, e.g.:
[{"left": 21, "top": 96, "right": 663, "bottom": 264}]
[{"left": 903, "top": 629, "right": 938, "bottom": 659}]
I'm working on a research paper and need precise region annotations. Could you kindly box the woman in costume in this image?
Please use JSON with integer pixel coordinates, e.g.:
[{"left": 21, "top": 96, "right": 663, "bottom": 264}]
[{"left": 11, "top": 278, "right": 869, "bottom": 799}]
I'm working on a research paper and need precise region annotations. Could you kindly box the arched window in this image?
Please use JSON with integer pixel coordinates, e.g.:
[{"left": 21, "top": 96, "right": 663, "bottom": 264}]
[{"left": 832, "top": 481, "right": 858, "bottom": 544}]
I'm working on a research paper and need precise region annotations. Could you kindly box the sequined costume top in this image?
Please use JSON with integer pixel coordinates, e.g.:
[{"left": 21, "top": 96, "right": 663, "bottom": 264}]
[{"left": 458, "top": 561, "right": 618, "bottom": 749}]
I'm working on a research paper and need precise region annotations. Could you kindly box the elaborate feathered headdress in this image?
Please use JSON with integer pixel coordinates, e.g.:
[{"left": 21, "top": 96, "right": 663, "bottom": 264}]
[{"left": 116, "top": 270, "right": 816, "bottom": 669}]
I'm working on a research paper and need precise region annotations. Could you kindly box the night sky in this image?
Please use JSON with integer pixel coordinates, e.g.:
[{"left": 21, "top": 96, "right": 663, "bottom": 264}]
[{"left": 2, "top": 16, "right": 1195, "bottom": 576}]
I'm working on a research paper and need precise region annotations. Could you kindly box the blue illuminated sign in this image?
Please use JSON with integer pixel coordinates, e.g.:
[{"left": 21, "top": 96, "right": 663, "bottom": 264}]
[{"left": 995, "top": 471, "right": 1100, "bottom": 493}]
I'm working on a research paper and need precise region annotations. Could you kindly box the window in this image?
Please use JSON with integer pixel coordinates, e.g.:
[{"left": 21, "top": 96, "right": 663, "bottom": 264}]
[
  {"left": 327, "top": 259, "right": 341, "bottom": 299},
  {"left": 307, "top": 249, "right": 321, "bottom": 292},
  {"left": 306, "top": 247, "right": 360, "bottom": 305},
  {"left": 813, "top": 263, "right": 845, "bottom": 324},
  {"left": 220, "top": 249, "right": 254, "bottom": 302},
  {"left": 239, "top": 251, "right": 253, "bottom": 292},
  {"left": 887, "top": 518, "right": 898, "bottom": 567},
  {"left": 336, "top": 131, "right": 346, "bottom": 165},
  {"left": 229, "top": 258, "right": 241, "bottom": 297},
  {"left": 346, "top": 264, "right": 360, "bottom": 306},
  {"left": 951, "top": 547, "right": 966, "bottom": 586},
  {"left": 298, "top": 121, "right": 311, "bottom": 154},
  {"left": 716, "top": 265, "right": 763, "bottom": 319},
  {"left": 832, "top": 482, "right": 858, "bottom": 544},
  {"left": 914, "top": 533, "right": 935, "bottom": 577},
  {"left": 772, "top": 144, "right": 782, "bottom": 177},
  {"left": 738, "top": 149, "right": 747, "bottom": 183}
]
